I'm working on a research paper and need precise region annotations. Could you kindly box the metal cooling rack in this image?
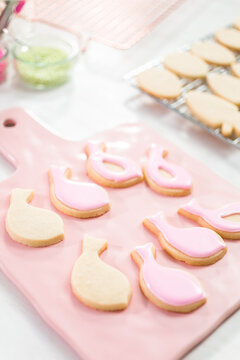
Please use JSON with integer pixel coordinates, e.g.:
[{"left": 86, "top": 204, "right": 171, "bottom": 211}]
[{"left": 124, "top": 30, "right": 240, "bottom": 150}]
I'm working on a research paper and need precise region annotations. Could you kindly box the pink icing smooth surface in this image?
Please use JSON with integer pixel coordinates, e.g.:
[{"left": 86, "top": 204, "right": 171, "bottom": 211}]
[
  {"left": 147, "top": 212, "right": 226, "bottom": 257},
  {"left": 50, "top": 165, "right": 109, "bottom": 211},
  {"left": 135, "top": 243, "right": 206, "bottom": 306},
  {"left": 86, "top": 140, "right": 142, "bottom": 182},
  {"left": 146, "top": 145, "right": 192, "bottom": 189},
  {"left": 181, "top": 199, "right": 240, "bottom": 232},
  {"left": 1, "top": 108, "right": 240, "bottom": 360}
]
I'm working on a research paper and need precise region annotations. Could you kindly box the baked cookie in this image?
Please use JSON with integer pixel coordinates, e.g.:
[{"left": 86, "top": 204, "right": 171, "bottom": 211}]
[
  {"left": 136, "top": 68, "right": 182, "bottom": 99},
  {"left": 49, "top": 165, "right": 110, "bottom": 218},
  {"left": 6, "top": 188, "right": 64, "bottom": 247},
  {"left": 234, "top": 17, "right": 240, "bottom": 31},
  {"left": 207, "top": 73, "right": 240, "bottom": 106},
  {"left": 163, "top": 52, "right": 209, "bottom": 79},
  {"left": 186, "top": 90, "right": 240, "bottom": 137},
  {"left": 143, "top": 212, "right": 227, "bottom": 266},
  {"left": 143, "top": 144, "right": 192, "bottom": 196},
  {"left": 84, "top": 140, "right": 143, "bottom": 188},
  {"left": 191, "top": 41, "right": 235, "bottom": 66},
  {"left": 178, "top": 198, "right": 240, "bottom": 240},
  {"left": 215, "top": 28, "right": 240, "bottom": 51},
  {"left": 71, "top": 235, "right": 132, "bottom": 311},
  {"left": 230, "top": 62, "right": 240, "bottom": 78},
  {"left": 131, "top": 243, "right": 206, "bottom": 313}
]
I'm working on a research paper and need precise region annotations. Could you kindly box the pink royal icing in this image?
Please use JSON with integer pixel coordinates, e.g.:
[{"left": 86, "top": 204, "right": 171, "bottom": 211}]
[
  {"left": 85, "top": 141, "right": 142, "bottom": 182},
  {"left": 180, "top": 199, "right": 240, "bottom": 233},
  {"left": 146, "top": 212, "right": 226, "bottom": 258},
  {"left": 50, "top": 165, "right": 109, "bottom": 211},
  {"left": 145, "top": 145, "right": 191, "bottom": 189},
  {"left": 135, "top": 243, "right": 206, "bottom": 306}
]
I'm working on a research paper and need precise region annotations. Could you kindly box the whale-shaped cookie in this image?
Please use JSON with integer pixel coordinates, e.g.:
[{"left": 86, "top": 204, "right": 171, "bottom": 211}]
[
  {"left": 207, "top": 73, "right": 240, "bottom": 106},
  {"left": 191, "top": 41, "right": 235, "bottom": 66},
  {"left": 71, "top": 235, "right": 132, "bottom": 311},
  {"left": 49, "top": 165, "right": 110, "bottom": 218},
  {"left": 164, "top": 52, "right": 209, "bottom": 79},
  {"left": 178, "top": 198, "right": 240, "bottom": 240},
  {"left": 143, "top": 212, "right": 227, "bottom": 265},
  {"left": 136, "top": 68, "right": 182, "bottom": 99},
  {"left": 143, "top": 145, "right": 192, "bottom": 196},
  {"left": 84, "top": 140, "right": 143, "bottom": 188},
  {"left": 131, "top": 243, "right": 206, "bottom": 313},
  {"left": 6, "top": 188, "right": 64, "bottom": 247},
  {"left": 186, "top": 91, "right": 240, "bottom": 138}
]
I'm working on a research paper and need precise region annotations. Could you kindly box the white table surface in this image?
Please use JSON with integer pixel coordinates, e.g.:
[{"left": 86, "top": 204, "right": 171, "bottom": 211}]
[{"left": 1, "top": 0, "right": 240, "bottom": 359}]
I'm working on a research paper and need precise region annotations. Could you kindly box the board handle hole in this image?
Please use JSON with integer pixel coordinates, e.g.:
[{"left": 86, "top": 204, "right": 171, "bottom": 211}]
[{"left": 3, "top": 119, "right": 16, "bottom": 127}]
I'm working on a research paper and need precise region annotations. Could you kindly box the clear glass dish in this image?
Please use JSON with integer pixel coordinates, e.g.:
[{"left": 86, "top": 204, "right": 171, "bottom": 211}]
[{"left": 12, "top": 33, "right": 79, "bottom": 89}]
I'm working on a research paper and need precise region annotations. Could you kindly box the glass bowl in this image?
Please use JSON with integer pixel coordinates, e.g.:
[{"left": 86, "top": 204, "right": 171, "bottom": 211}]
[{"left": 12, "top": 33, "right": 79, "bottom": 89}]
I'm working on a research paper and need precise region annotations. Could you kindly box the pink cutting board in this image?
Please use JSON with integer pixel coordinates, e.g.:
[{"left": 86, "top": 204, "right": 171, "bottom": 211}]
[{"left": 1, "top": 107, "right": 240, "bottom": 360}]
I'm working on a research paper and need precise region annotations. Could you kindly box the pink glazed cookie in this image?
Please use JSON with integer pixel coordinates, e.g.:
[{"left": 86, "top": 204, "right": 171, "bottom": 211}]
[
  {"left": 84, "top": 140, "right": 143, "bottom": 188},
  {"left": 143, "top": 212, "right": 227, "bottom": 266},
  {"left": 131, "top": 243, "right": 207, "bottom": 313},
  {"left": 49, "top": 166, "right": 110, "bottom": 218},
  {"left": 143, "top": 145, "right": 192, "bottom": 196},
  {"left": 178, "top": 199, "right": 240, "bottom": 240}
]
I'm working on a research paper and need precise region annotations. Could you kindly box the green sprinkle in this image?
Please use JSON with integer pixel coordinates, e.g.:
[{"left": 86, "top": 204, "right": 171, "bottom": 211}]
[{"left": 16, "top": 46, "right": 71, "bottom": 88}]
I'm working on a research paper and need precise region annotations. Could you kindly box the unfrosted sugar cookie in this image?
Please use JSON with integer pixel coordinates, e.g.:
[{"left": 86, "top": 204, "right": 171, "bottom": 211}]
[
  {"left": 49, "top": 165, "right": 110, "bottom": 218},
  {"left": 136, "top": 68, "right": 182, "bottom": 99},
  {"left": 71, "top": 235, "right": 132, "bottom": 311},
  {"left": 6, "top": 188, "right": 64, "bottom": 247},
  {"left": 234, "top": 17, "right": 240, "bottom": 31},
  {"left": 163, "top": 52, "right": 209, "bottom": 79},
  {"left": 143, "top": 144, "right": 192, "bottom": 196},
  {"left": 143, "top": 212, "right": 227, "bottom": 266},
  {"left": 186, "top": 91, "right": 240, "bottom": 137},
  {"left": 84, "top": 140, "right": 143, "bottom": 188},
  {"left": 207, "top": 73, "right": 240, "bottom": 106},
  {"left": 191, "top": 41, "right": 235, "bottom": 66},
  {"left": 230, "top": 62, "right": 240, "bottom": 78},
  {"left": 178, "top": 199, "right": 240, "bottom": 240},
  {"left": 131, "top": 243, "right": 206, "bottom": 313},
  {"left": 215, "top": 28, "right": 240, "bottom": 51}
]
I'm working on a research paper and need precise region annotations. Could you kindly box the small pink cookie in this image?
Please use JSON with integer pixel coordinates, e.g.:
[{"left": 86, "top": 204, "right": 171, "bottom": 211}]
[
  {"left": 178, "top": 198, "right": 240, "bottom": 240},
  {"left": 84, "top": 141, "right": 143, "bottom": 188},
  {"left": 131, "top": 243, "right": 206, "bottom": 313},
  {"left": 49, "top": 165, "right": 110, "bottom": 218},
  {"left": 143, "top": 212, "right": 227, "bottom": 266},
  {"left": 143, "top": 145, "right": 192, "bottom": 196}
]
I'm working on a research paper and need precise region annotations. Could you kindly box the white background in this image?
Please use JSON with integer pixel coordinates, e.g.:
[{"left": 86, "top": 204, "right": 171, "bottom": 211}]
[{"left": 0, "top": 0, "right": 240, "bottom": 359}]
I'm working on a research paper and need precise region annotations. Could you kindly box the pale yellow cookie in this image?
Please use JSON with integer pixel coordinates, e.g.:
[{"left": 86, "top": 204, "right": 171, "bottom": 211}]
[
  {"left": 215, "top": 28, "right": 240, "bottom": 51},
  {"left": 191, "top": 41, "right": 235, "bottom": 66},
  {"left": 6, "top": 189, "right": 64, "bottom": 247},
  {"left": 163, "top": 52, "right": 209, "bottom": 79},
  {"left": 186, "top": 91, "right": 240, "bottom": 137},
  {"left": 230, "top": 62, "right": 240, "bottom": 78},
  {"left": 137, "top": 68, "right": 182, "bottom": 99},
  {"left": 234, "top": 17, "right": 240, "bottom": 31},
  {"left": 207, "top": 73, "right": 240, "bottom": 105},
  {"left": 71, "top": 235, "right": 132, "bottom": 311}
]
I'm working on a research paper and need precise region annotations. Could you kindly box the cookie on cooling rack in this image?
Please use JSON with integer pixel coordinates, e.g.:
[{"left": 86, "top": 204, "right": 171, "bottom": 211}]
[
  {"left": 186, "top": 90, "right": 240, "bottom": 138},
  {"left": 191, "top": 41, "right": 235, "bottom": 66},
  {"left": 137, "top": 68, "right": 182, "bottom": 99},
  {"left": 163, "top": 52, "right": 209, "bottom": 79}
]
